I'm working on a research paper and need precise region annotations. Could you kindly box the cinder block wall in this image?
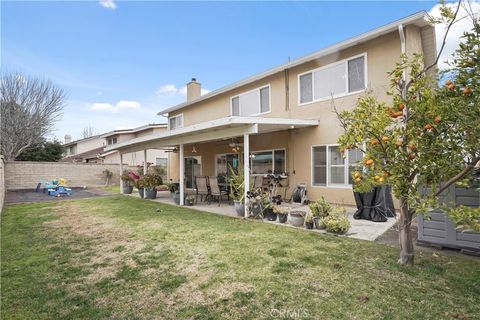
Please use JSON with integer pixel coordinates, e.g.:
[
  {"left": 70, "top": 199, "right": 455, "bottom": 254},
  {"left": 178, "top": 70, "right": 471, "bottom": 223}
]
[
  {"left": 0, "top": 157, "right": 5, "bottom": 212},
  {"left": 4, "top": 161, "right": 138, "bottom": 190}
]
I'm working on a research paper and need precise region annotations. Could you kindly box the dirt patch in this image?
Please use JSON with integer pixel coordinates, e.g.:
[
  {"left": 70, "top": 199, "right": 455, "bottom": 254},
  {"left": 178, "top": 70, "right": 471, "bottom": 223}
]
[{"left": 45, "top": 202, "right": 145, "bottom": 284}]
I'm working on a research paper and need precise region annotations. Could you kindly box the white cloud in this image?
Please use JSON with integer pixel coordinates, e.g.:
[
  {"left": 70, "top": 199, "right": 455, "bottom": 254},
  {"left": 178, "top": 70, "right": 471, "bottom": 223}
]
[
  {"left": 99, "top": 0, "right": 116, "bottom": 9},
  {"left": 156, "top": 84, "right": 179, "bottom": 96},
  {"left": 116, "top": 100, "right": 140, "bottom": 109},
  {"left": 90, "top": 103, "right": 118, "bottom": 113},
  {"left": 429, "top": 1, "right": 480, "bottom": 69},
  {"left": 89, "top": 100, "right": 141, "bottom": 113}
]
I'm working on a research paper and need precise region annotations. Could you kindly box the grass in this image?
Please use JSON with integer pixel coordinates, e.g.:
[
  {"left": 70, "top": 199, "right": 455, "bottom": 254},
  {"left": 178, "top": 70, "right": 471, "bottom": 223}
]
[
  {"left": 1, "top": 196, "right": 479, "bottom": 319},
  {"left": 100, "top": 185, "right": 120, "bottom": 193}
]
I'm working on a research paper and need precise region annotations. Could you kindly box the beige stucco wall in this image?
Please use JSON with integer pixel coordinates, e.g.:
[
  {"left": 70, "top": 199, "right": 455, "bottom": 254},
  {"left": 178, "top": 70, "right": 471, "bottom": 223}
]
[
  {"left": 163, "top": 26, "right": 434, "bottom": 206},
  {"left": 4, "top": 161, "right": 137, "bottom": 190},
  {"left": 67, "top": 136, "right": 104, "bottom": 156}
]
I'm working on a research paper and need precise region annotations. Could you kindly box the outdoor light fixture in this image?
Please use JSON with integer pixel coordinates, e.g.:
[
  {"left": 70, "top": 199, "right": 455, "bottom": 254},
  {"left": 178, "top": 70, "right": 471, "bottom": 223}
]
[{"left": 192, "top": 146, "right": 197, "bottom": 153}]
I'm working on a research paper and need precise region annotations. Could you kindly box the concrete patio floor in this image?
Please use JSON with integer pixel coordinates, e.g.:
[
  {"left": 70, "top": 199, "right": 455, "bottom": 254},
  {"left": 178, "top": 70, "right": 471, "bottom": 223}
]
[{"left": 127, "top": 191, "right": 397, "bottom": 241}]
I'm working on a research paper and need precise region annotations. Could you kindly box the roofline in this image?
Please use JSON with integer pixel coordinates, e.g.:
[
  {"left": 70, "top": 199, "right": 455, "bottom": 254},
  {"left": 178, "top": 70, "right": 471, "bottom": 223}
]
[
  {"left": 158, "top": 11, "right": 431, "bottom": 116},
  {"left": 100, "top": 123, "right": 168, "bottom": 138},
  {"left": 105, "top": 116, "right": 319, "bottom": 152},
  {"left": 63, "top": 134, "right": 102, "bottom": 146}
]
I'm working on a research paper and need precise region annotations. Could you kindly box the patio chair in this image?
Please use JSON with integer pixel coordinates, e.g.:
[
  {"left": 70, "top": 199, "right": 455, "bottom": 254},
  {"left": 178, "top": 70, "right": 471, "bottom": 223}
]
[
  {"left": 208, "top": 176, "right": 228, "bottom": 206},
  {"left": 195, "top": 176, "right": 210, "bottom": 204},
  {"left": 252, "top": 176, "right": 263, "bottom": 191}
]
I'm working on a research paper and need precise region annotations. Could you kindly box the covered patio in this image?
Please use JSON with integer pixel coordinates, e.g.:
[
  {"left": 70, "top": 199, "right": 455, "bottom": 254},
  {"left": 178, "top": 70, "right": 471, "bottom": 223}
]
[
  {"left": 123, "top": 190, "right": 397, "bottom": 241},
  {"left": 106, "top": 116, "right": 319, "bottom": 217}
]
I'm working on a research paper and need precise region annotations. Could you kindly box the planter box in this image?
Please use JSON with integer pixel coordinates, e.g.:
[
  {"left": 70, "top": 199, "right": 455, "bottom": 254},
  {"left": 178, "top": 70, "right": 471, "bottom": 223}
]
[{"left": 417, "top": 186, "right": 480, "bottom": 252}]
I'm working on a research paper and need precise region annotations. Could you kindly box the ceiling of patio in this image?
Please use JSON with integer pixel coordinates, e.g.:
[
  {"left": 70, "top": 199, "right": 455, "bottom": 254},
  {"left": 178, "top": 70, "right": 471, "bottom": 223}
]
[{"left": 105, "top": 116, "right": 319, "bottom": 154}]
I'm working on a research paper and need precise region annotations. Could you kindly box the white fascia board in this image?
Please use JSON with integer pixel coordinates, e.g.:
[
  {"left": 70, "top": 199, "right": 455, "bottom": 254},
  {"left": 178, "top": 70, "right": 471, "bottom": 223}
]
[
  {"left": 104, "top": 116, "right": 319, "bottom": 153},
  {"left": 159, "top": 11, "right": 430, "bottom": 116}
]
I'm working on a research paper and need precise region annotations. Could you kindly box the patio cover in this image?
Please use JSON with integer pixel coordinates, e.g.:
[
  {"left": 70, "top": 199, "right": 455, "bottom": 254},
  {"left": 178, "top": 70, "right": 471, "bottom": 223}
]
[
  {"left": 104, "top": 116, "right": 319, "bottom": 216},
  {"left": 104, "top": 116, "right": 319, "bottom": 154}
]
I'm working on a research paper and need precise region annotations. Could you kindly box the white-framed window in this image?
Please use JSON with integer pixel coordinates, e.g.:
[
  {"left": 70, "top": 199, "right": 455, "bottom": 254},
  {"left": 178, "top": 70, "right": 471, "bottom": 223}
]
[
  {"left": 169, "top": 114, "right": 183, "bottom": 130},
  {"left": 312, "top": 145, "right": 363, "bottom": 187},
  {"left": 155, "top": 157, "right": 167, "bottom": 166},
  {"left": 299, "top": 53, "right": 367, "bottom": 105},
  {"left": 250, "top": 149, "right": 286, "bottom": 175},
  {"left": 231, "top": 85, "right": 270, "bottom": 116},
  {"left": 107, "top": 137, "right": 117, "bottom": 145}
]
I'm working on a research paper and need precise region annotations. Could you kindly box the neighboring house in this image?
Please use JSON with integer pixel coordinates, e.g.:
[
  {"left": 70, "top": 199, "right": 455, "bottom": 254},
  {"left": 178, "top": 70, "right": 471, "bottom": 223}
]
[
  {"left": 62, "top": 124, "right": 170, "bottom": 172},
  {"left": 62, "top": 135, "right": 105, "bottom": 163},
  {"left": 105, "top": 12, "right": 436, "bottom": 207}
]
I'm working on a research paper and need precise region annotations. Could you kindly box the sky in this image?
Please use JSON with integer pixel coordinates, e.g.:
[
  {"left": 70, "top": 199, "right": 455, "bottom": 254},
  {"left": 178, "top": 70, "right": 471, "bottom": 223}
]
[{"left": 1, "top": 0, "right": 478, "bottom": 142}]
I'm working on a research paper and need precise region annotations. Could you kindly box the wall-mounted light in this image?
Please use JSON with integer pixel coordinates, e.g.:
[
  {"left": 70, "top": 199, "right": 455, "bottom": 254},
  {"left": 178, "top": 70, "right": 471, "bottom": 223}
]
[{"left": 192, "top": 146, "right": 197, "bottom": 153}]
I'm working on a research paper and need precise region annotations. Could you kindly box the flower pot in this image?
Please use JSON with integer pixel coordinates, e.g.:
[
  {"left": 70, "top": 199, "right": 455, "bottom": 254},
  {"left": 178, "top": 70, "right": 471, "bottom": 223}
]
[
  {"left": 305, "top": 221, "right": 314, "bottom": 229},
  {"left": 250, "top": 203, "right": 263, "bottom": 218},
  {"left": 185, "top": 197, "right": 195, "bottom": 206},
  {"left": 314, "top": 217, "right": 326, "bottom": 230},
  {"left": 289, "top": 211, "right": 305, "bottom": 227},
  {"left": 234, "top": 201, "right": 245, "bottom": 217},
  {"left": 145, "top": 188, "right": 157, "bottom": 199},
  {"left": 172, "top": 192, "right": 180, "bottom": 205},
  {"left": 264, "top": 208, "right": 277, "bottom": 221},
  {"left": 138, "top": 188, "right": 144, "bottom": 198},
  {"left": 277, "top": 213, "right": 288, "bottom": 223},
  {"left": 122, "top": 185, "right": 133, "bottom": 194}
]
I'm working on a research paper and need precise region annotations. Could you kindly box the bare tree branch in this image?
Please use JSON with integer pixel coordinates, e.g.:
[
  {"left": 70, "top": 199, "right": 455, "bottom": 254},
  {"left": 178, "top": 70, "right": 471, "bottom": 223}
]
[{"left": 0, "top": 72, "right": 66, "bottom": 160}]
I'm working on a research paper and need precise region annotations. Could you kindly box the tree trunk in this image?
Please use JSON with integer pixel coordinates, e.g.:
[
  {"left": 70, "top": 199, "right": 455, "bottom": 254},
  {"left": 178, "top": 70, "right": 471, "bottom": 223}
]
[{"left": 398, "top": 197, "right": 415, "bottom": 266}]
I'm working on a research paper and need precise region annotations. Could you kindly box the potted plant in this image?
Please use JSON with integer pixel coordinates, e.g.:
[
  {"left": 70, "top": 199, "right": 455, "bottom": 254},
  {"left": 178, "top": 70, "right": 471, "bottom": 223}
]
[
  {"left": 121, "top": 170, "right": 134, "bottom": 194},
  {"left": 309, "top": 197, "right": 332, "bottom": 229},
  {"left": 134, "top": 170, "right": 145, "bottom": 198},
  {"left": 185, "top": 195, "right": 195, "bottom": 206},
  {"left": 142, "top": 173, "right": 163, "bottom": 199},
  {"left": 228, "top": 165, "right": 245, "bottom": 217},
  {"left": 102, "top": 169, "right": 113, "bottom": 186},
  {"left": 136, "top": 177, "right": 145, "bottom": 198},
  {"left": 166, "top": 182, "right": 181, "bottom": 204},
  {"left": 273, "top": 205, "right": 289, "bottom": 223},
  {"left": 322, "top": 207, "right": 351, "bottom": 235},
  {"left": 305, "top": 212, "right": 315, "bottom": 229},
  {"left": 289, "top": 210, "right": 305, "bottom": 227}
]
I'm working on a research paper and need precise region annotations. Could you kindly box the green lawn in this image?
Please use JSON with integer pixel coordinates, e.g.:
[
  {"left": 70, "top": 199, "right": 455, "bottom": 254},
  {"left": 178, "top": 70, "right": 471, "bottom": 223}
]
[
  {"left": 1, "top": 196, "right": 479, "bottom": 319},
  {"left": 100, "top": 185, "right": 120, "bottom": 193}
]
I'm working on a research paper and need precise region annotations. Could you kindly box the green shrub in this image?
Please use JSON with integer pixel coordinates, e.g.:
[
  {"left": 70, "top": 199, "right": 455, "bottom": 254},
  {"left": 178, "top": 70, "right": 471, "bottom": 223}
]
[
  {"left": 322, "top": 206, "right": 351, "bottom": 234},
  {"left": 309, "top": 197, "right": 332, "bottom": 218}
]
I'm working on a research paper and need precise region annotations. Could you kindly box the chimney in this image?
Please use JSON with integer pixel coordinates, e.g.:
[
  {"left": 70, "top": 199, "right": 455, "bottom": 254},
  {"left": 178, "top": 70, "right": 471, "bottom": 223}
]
[
  {"left": 186, "top": 78, "right": 201, "bottom": 102},
  {"left": 64, "top": 134, "right": 72, "bottom": 144}
]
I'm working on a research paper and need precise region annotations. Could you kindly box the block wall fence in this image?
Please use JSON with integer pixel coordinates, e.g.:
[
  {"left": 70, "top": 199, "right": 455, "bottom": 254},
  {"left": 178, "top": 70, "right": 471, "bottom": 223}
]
[{"left": 4, "top": 161, "right": 138, "bottom": 190}]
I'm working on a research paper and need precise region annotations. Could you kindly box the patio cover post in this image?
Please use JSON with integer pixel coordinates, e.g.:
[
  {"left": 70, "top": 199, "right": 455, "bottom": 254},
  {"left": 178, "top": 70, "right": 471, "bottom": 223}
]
[
  {"left": 179, "top": 144, "right": 185, "bottom": 205},
  {"left": 243, "top": 133, "right": 250, "bottom": 218},
  {"left": 119, "top": 153, "right": 124, "bottom": 194},
  {"left": 143, "top": 149, "right": 148, "bottom": 175}
]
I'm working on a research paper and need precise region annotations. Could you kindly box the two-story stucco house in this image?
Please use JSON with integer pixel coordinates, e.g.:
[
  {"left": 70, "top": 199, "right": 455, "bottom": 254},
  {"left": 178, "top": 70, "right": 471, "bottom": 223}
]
[
  {"left": 106, "top": 12, "right": 436, "bottom": 213},
  {"left": 63, "top": 124, "right": 170, "bottom": 169}
]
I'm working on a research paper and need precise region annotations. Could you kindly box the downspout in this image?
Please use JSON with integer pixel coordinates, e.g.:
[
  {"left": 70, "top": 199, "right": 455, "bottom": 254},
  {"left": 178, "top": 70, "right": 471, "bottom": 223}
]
[{"left": 398, "top": 24, "right": 407, "bottom": 83}]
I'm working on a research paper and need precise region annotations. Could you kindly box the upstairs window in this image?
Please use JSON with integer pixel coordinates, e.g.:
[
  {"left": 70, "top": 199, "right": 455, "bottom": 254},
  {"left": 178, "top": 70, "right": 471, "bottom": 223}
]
[
  {"left": 107, "top": 137, "right": 117, "bottom": 145},
  {"left": 231, "top": 85, "right": 270, "bottom": 116},
  {"left": 169, "top": 114, "right": 183, "bottom": 130},
  {"left": 299, "top": 54, "right": 366, "bottom": 104}
]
